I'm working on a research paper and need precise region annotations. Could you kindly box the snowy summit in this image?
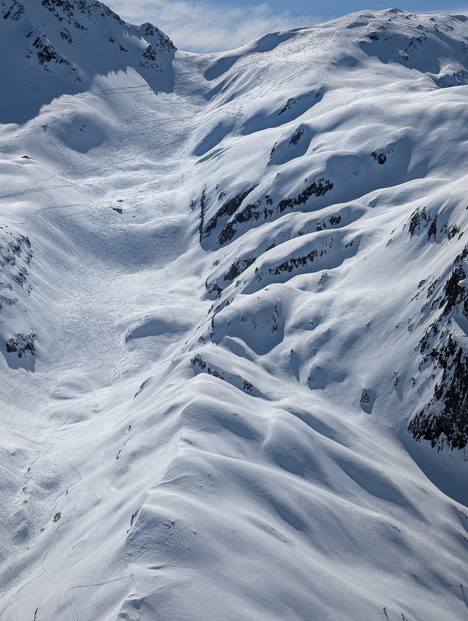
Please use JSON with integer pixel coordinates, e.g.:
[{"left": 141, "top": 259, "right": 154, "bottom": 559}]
[{"left": 1, "top": 2, "right": 468, "bottom": 620}]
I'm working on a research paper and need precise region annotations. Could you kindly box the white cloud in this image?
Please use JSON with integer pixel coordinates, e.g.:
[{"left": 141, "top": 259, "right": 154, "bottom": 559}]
[{"left": 105, "top": 0, "right": 321, "bottom": 52}]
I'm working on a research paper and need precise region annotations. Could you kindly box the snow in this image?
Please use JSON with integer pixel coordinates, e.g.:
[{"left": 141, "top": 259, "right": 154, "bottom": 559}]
[{"left": 1, "top": 2, "right": 468, "bottom": 620}]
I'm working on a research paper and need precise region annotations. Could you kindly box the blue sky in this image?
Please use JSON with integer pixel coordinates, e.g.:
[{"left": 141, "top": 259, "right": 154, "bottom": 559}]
[{"left": 106, "top": 1, "right": 468, "bottom": 52}]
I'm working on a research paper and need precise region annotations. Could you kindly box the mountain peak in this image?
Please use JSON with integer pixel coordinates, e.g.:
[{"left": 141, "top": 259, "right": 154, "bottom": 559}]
[{"left": 0, "top": 0, "right": 175, "bottom": 123}]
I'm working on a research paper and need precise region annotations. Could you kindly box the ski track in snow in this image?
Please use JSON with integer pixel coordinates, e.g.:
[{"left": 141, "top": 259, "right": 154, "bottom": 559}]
[{"left": 1, "top": 3, "right": 468, "bottom": 620}]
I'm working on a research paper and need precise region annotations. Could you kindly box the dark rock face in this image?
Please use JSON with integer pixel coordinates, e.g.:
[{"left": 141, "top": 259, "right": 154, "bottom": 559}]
[
  {"left": 202, "top": 188, "right": 255, "bottom": 241},
  {"left": 3, "top": 1, "right": 25, "bottom": 21},
  {"left": 409, "top": 248, "right": 468, "bottom": 450},
  {"left": 32, "top": 34, "right": 70, "bottom": 71},
  {"left": 0, "top": 231, "right": 32, "bottom": 311},
  {"left": 200, "top": 178, "right": 334, "bottom": 248},
  {"left": 372, "top": 150, "right": 387, "bottom": 164},
  {"left": 410, "top": 334, "right": 468, "bottom": 450},
  {"left": 5, "top": 332, "right": 36, "bottom": 358}
]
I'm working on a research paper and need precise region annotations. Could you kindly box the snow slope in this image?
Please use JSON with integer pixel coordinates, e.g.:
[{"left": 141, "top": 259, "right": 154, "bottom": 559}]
[{"left": 1, "top": 3, "right": 468, "bottom": 620}]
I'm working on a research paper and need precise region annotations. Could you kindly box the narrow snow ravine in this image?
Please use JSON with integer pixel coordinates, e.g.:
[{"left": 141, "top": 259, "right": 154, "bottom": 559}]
[{"left": 0, "top": 57, "right": 218, "bottom": 620}]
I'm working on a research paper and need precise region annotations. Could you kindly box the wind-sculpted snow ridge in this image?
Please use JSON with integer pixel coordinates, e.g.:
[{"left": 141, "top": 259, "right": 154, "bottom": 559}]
[{"left": 1, "top": 5, "right": 468, "bottom": 621}]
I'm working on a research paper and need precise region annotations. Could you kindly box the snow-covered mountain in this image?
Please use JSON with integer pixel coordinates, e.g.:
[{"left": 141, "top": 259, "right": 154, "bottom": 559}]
[
  {"left": 0, "top": 0, "right": 174, "bottom": 123},
  {"left": 1, "top": 2, "right": 468, "bottom": 619}
]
